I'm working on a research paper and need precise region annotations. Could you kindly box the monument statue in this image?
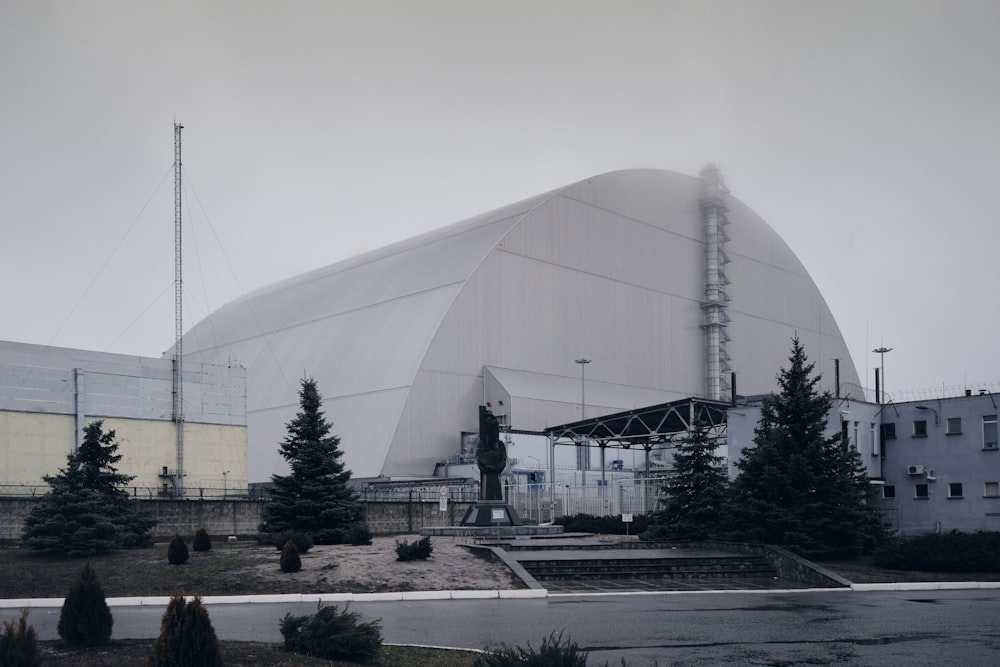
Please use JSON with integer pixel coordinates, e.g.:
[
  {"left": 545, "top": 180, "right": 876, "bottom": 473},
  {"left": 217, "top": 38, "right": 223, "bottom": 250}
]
[
  {"left": 460, "top": 405, "right": 523, "bottom": 526},
  {"left": 476, "top": 407, "right": 507, "bottom": 500}
]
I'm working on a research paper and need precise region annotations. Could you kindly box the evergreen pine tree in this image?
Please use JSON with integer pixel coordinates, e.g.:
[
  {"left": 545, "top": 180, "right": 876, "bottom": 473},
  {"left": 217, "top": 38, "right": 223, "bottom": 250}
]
[
  {"left": 148, "top": 593, "right": 185, "bottom": 667},
  {"left": 20, "top": 421, "right": 155, "bottom": 556},
  {"left": 167, "top": 534, "right": 189, "bottom": 565},
  {"left": 192, "top": 528, "right": 212, "bottom": 552},
  {"left": 725, "top": 337, "right": 887, "bottom": 558},
  {"left": 148, "top": 594, "right": 222, "bottom": 667},
  {"left": 0, "top": 609, "right": 41, "bottom": 667},
  {"left": 644, "top": 420, "right": 729, "bottom": 541},
  {"left": 260, "top": 377, "right": 362, "bottom": 544},
  {"left": 279, "top": 538, "right": 302, "bottom": 573},
  {"left": 58, "top": 563, "right": 113, "bottom": 646}
]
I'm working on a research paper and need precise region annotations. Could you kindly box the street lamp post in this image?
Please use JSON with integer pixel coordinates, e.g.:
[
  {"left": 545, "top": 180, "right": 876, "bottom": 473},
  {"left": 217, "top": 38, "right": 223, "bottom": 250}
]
[
  {"left": 873, "top": 347, "right": 892, "bottom": 403},
  {"left": 575, "top": 358, "right": 591, "bottom": 487}
]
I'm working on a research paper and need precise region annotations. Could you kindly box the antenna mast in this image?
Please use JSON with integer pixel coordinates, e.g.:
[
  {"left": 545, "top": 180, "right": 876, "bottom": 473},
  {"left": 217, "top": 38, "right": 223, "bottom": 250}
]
[{"left": 173, "top": 122, "right": 185, "bottom": 496}]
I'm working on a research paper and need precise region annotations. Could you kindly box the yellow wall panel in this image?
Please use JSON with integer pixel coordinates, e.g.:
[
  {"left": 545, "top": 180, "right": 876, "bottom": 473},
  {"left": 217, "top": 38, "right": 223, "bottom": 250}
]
[
  {"left": 0, "top": 412, "right": 76, "bottom": 491},
  {"left": 1, "top": 412, "right": 247, "bottom": 499}
]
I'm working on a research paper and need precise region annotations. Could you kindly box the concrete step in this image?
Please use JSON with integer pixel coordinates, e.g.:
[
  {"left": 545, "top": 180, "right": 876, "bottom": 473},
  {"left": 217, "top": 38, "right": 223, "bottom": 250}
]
[{"left": 518, "top": 556, "right": 777, "bottom": 581}]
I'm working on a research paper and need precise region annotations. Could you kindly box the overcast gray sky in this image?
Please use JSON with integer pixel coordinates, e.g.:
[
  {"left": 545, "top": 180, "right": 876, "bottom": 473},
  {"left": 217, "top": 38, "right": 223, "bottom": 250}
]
[{"left": 2, "top": 0, "right": 998, "bottom": 400}]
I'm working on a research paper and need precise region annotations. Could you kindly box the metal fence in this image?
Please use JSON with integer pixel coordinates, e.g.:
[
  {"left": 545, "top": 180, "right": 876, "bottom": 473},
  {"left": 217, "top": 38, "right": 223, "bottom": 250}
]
[
  {"left": 0, "top": 484, "right": 258, "bottom": 500},
  {"left": 505, "top": 477, "right": 663, "bottom": 523},
  {"left": 3, "top": 476, "right": 666, "bottom": 523}
]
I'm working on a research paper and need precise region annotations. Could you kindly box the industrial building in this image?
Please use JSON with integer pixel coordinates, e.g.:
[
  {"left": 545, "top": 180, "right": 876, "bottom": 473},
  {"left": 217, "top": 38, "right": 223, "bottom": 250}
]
[
  {"left": 878, "top": 392, "right": 1000, "bottom": 534},
  {"left": 4, "top": 164, "right": 993, "bottom": 538},
  {"left": 178, "top": 167, "right": 859, "bottom": 483},
  {"left": 0, "top": 340, "right": 247, "bottom": 497}
]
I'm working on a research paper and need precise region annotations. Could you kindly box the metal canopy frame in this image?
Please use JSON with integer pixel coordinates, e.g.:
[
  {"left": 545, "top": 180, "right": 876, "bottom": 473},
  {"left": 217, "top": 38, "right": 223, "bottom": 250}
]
[{"left": 544, "top": 396, "right": 730, "bottom": 450}]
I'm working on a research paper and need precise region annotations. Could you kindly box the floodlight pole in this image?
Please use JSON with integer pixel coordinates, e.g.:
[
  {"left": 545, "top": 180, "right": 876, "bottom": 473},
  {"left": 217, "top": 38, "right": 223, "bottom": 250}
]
[{"left": 575, "top": 358, "right": 591, "bottom": 489}]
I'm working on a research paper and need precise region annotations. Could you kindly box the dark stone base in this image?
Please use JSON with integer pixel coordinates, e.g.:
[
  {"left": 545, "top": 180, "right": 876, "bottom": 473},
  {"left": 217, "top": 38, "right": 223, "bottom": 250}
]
[
  {"left": 419, "top": 524, "right": 565, "bottom": 538},
  {"left": 460, "top": 500, "right": 524, "bottom": 527}
]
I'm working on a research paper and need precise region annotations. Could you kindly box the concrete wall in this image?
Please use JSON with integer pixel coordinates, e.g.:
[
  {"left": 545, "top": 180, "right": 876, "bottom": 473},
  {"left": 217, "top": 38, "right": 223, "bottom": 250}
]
[
  {"left": 363, "top": 501, "right": 476, "bottom": 534},
  {"left": 0, "top": 498, "right": 476, "bottom": 541}
]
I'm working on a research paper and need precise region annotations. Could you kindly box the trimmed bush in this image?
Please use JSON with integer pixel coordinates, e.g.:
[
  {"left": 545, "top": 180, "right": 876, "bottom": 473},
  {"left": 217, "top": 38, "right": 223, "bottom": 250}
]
[
  {"left": 280, "top": 538, "right": 302, "bottom": 573},
  {"left": 167, "top": 534, "right": 189, "bottom": 565},
  {"left": 192, "top": 528, "right": 212, "bottom": 552},
  {"left": 873, "top": 530, "right": 1000, "bottom": 572},
  {"left": 280, "top": 603, "right": 382, "bottom": 663},
  {"left": 58, "top": 563, "right": 113, "bottom": 646},
  {"left": 270, "top": 530, "right": 313, "bottom": 554},
  {"left": 346, "top": 523, "right": 373, "bottom": 546},
  {"left": 556, "top": 513, "right": 652, "bottom": 536},
  {"left": 473, "top": 631, "right": 588, "bottom": 667},
  {"left": 148, "top": 593, "right": 222, "bottom": 667},
  {"left": 0, "top": 608, "right": 40, "bottom": 667},
  {"left": 394, "top": 536, "right": 433, "bottom": 561}
]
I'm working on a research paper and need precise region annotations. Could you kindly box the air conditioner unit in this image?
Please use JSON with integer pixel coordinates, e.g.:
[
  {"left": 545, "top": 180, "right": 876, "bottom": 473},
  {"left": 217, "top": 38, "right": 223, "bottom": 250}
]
[{"left": 907, "top": 465, "right": 925, "bottom": 475}]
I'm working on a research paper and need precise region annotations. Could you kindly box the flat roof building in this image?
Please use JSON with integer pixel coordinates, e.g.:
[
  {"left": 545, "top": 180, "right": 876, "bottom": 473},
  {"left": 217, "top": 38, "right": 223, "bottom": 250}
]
[{"left": 0, "top": 341, "right": 247, "bottom": 498}]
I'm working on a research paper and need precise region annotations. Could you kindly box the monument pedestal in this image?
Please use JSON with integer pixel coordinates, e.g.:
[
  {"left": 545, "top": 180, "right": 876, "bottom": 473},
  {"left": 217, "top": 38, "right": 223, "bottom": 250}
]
[{"left": 460, "top": 499, "right": 524, "bottom": 527}]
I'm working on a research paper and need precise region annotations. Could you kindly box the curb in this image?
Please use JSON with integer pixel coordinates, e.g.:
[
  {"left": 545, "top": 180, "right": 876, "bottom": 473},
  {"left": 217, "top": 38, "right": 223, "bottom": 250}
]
[
  {"left": 850, "top": 581, "right": 1000, "bottom": 592},
  {"left": 0, "top": 588, "right": 548, "bottom": 609},
  {"left": 4, "top": 582, "right": 997, "bottom": 609}
]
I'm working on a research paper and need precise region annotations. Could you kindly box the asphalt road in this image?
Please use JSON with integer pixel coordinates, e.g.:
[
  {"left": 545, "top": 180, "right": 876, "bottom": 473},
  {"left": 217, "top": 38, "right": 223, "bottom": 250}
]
[{"left": 15, "top": 589, "right": 1000, "bottom": 665}]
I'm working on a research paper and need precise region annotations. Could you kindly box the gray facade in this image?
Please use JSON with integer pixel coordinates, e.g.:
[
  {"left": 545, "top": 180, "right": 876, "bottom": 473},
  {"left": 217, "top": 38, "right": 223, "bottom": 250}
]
[
  {"left": 0, "top": 340, "right": 246, "bottom": 431},
  {"left": 727, "top": 392, "right": 1000, "bottom": 536},
  {"left": 878, "top": 393, "right": 1000, "bottom": 534}
]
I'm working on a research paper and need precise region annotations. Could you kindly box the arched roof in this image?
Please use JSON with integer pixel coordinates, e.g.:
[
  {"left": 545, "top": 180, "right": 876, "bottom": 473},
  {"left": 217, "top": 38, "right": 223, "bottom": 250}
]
[{"left": 181, "top": 168, "right": 858, "bottom": 481}]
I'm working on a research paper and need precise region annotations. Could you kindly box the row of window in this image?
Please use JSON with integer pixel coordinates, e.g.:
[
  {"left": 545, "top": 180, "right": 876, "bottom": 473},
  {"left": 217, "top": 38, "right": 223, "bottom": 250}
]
[
  {"left": 882, "top": 414, "right": 998, "bottom": 448},
  {"left": 883, "top": 481, "right": 1000, "bottom": 500}
]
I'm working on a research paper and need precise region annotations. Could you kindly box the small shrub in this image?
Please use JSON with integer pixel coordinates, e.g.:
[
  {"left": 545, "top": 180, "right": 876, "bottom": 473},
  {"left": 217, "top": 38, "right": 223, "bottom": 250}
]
[
  {"left": 280, "top": 603, "right": 382, "bottom": 663},
  {"left": 556, "top": 513, "right": 652, "bottom": 536},
  {"left": 395, "top": 536, "right": 433, "bottom": 561},
  {"left": 192, "top": 528, "right": 212, "bottom": 552},
  {"left": 0, "top": 608, "right": 40, "bottom": 667},
  {"left": 58, "top": 563, "right": 113, "bottom": 646},
  {"left": 270, "top": 530, "right": 313, "bottom": 554},
  {"left": 167, "top": 534, "right": 189, "bottom": 565},
  {"left": 280, "top": 539, "right": 302, "bottom": 573},
  {"left": 473, "top": 631, "right": 588, "bottom": 667},
  {"left": 148, "top": 593, "right": 222, "bottom": 667},
  {"left": 346, "top": 523, "right": 373, "bottom": 546}
]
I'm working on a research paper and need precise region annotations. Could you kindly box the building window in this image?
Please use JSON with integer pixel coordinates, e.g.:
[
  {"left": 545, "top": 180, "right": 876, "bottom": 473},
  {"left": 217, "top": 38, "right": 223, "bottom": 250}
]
[
  {"left": 871, "top": 423, "right": 879, "bottom": 456},
  {"left": 851, "top": 421, "right": 859, "bottom": 451},
  {"left": 984, "top": 415, "right": 998, "bottom": 450},
  {"left": 915, "top": 484, "right": 929, "bottom": 499},
  {"left": 984, "top": 482, "right": 999, "bottom": 498},
  {"left": 946, "top": 417, "right": 962, "bottom": 435},
  {"left": 882, "top": 422, "right": 896, "bottom": 440},
  {"left": 948, "top": 483, "right": 963, "bottom": 498},
  {"left": 883, "top": 485, "right": 895, "bottom": 499},
  {"left": 913, "top": 420, "right": 928, "bottom": 437}
]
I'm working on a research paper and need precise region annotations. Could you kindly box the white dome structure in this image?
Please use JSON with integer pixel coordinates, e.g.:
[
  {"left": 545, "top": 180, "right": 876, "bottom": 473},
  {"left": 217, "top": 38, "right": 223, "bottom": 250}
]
[{"left": 180, "top": 168, "right": 859, "bottom": 482}]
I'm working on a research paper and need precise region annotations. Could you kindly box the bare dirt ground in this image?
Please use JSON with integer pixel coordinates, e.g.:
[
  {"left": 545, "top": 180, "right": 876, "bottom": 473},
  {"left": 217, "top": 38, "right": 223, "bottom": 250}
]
[
  {"left": 245, "top": 535, "right": 523, "bottom": 593},
  {"left": 0, "top": 535, "right": 523, "bottom": 600}
]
